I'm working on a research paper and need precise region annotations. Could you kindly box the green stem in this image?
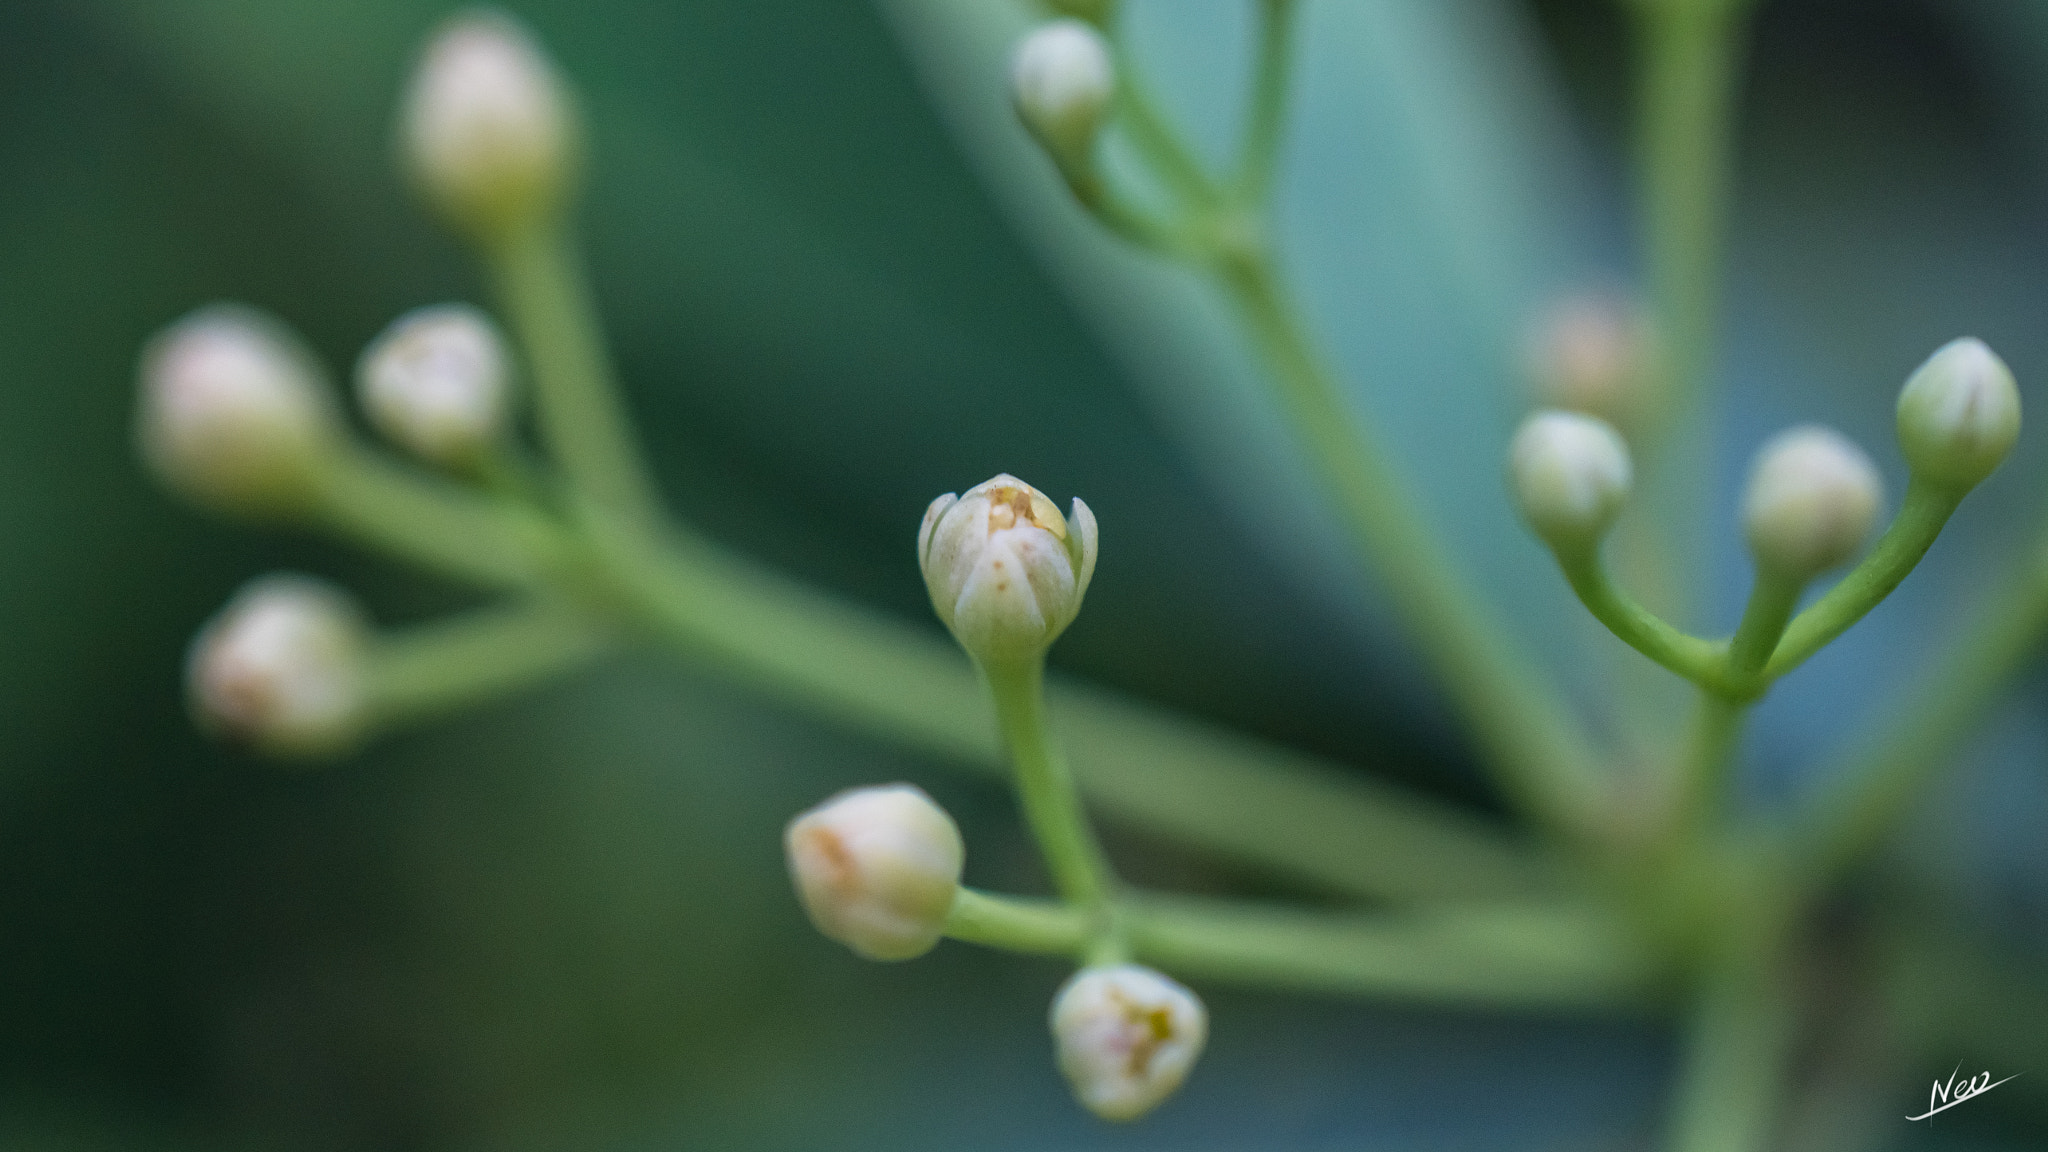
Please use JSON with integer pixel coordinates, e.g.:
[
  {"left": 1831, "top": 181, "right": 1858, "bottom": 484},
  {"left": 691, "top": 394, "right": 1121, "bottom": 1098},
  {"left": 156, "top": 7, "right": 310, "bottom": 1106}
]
[
  {"left": 1663, "top": 928, "right": 1798, "bottom": 1152},
  {"left": 1674, "top": 691, "right": 1744, "bottom": 836},
  {"left": 1630, "top": 0, "right": 1754, "bottom": 621},
  {"left": 945, "top": 887, "right": 1652, "bottom": 1010},
  {"left": 1669, "top": 571, "right": 1798, "bottom": 831},
  {"left": 981, "top": 657, "right": 1118, "bottom": 914},
  {"left": 365, "top": 600, "right": 614, "bottom": 728},
  {"left": 1723, "top": 568, "right": 1803, "bottom": 688},
  {"left": 488, "top": 223, "right": 665, "bottom": 526},
  {"left": 311, "top": 448, "right": 574, "bottom": 592},
  {"left": 1106, "top": 37, "right": 1219, "bottom": 209},
  {"left": 1216, "top": 254, "right": 1605, "bottom": 839},
  {"left": 581, "top": 519, "right": 1547, "bottom": 902},
  {"left": 1063, "top": 165, "right": 1204, "bottom": 257},
  {"left": 1233, "top": 0, "right": 1297, "bottom": 207},
  {"left": 1557, "top": 548, "right": 1721, "bottom": 683},
  {"left": 1764, "top": 479, "right": 1964, "bottom": 680},
  {"left": 1800, "top": 533, "right": 2048, "bottom": 883}
]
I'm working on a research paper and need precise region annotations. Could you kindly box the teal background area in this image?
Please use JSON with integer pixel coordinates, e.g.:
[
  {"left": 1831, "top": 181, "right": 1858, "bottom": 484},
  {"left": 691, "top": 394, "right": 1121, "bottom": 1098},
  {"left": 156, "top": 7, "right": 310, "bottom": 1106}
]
[{"left": 0, "top": 0, "right": 2044, "bottom": 1147}]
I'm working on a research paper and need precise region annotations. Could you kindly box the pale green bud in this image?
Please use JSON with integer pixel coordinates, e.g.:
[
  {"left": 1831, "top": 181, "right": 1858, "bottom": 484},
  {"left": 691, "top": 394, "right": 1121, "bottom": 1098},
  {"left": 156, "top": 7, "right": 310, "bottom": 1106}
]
[
  {"left": 358, "top": 303, "right": 512, "bottom": 466},
  {"left": 137, "top": 304, "right": 340, "bottom": 516},
  {"left": 1051, "top": 964, "right": 1207, "bottom": 1122},
  {"left": 1742, "top": 426, "right": 1883, "bottom": 579},
  {"left": 1895, "top": 337, "right": 2021, "bottom": 491},
  {"left": 187, "top": 575, "right": 369, "bottom": 758},
  {"left": 1509, "top": 409, "right": 1633, "bottom": 553},
  {"left": 402, "top": 10, "right": 576, "bottom": 239},
  {"left": 785, "top": 784, "right": 964, "bottom": 962},
  {"left": 1011, "top": 20, "right": 1114, "bottom": 170},
  {"left": 919, "top": 474, "right": 1099, "bottom": 668}
]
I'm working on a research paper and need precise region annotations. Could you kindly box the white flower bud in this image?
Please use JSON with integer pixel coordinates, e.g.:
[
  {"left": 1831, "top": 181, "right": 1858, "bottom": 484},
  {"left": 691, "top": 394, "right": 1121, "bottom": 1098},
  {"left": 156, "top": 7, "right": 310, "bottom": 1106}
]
[
  {"left": 919, "top": 474, "right": 1099, "bottom": 668},
  {"left": 358, "top": 303, "right": 512, "bottom": 466},
  {"left": 1525, "top": 294, "right": 1649, "bottom": 430},
  {"left": 187, "top": 575, "right": 369, "bottom": 757},
  {"left": 137, "top": 304, "right": 339, "bottom": 515},
  {"left": 1051, "top": 964, "right": 1207, "bottom": 1122},
  {"left": 1895, "top": 337, "right": 2021, "bottom": 491},
  {"left": 1508, "top": 409, "right": 1633, "bottom": 552},
  {"left": 402, "top": 10, "right": 575, "bottom": 237},
  {"left": 1742, "top": 426, "right": 1883, "bottom": 579},
  {"left": 785, "top": 784, "right": 964, "bottom": 962},
  {"left": 1011, "top": 20, "right": 1115, "bottom": 168}
]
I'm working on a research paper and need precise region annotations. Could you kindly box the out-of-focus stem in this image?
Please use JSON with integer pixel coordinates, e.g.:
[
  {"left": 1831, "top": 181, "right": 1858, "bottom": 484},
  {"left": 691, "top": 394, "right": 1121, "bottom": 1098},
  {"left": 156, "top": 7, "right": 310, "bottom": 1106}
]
[
  {"left": 1629, "top": 0, "right": 1755, "bottom": 622},
  {"left": 945, "top": 887, "right": 1653, "bottom": 1010},
  {"left": 1215, "top": 251, "right": 1607, "bottom": 841},
  {"left": 366, "top": 599, "right": 614, "bottom": 727},
  {"left": 488, "top": 222, "right": 665, "bottom": 527}
]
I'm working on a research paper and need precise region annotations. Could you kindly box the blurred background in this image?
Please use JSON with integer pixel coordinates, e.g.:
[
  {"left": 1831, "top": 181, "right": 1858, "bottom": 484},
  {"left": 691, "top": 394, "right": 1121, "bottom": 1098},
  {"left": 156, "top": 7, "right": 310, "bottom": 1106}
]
[{"left": 2, "top": 0, "right": 2047, "bottom": 1147}]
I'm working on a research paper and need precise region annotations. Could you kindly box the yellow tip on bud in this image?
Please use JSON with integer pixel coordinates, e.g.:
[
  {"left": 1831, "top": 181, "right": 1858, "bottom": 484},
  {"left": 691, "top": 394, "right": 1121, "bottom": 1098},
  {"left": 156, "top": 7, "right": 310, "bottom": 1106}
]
[
  {"left": 1051, "top": 964, "right": 1207, "bottom": 1121},
  {"left": 919, "top": 474, "right": 1099, "bottom": 668}
]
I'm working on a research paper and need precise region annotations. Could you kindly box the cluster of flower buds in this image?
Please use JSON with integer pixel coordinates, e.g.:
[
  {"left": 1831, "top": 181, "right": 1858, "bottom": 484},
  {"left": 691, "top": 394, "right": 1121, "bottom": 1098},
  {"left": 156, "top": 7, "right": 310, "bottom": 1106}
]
[
  {"left": 785, "top": 784, "right": 964, "bottom": 961},
  {"left": 358, "top": 303, "right": 514, "bottom": 468},
  {"left": 137, "top": 305, "right": 342, "bottom": 516},
  {"left": 919, "top": 473, "right": 1099, "bottom": 669},
  {"left": 783, "top": 782, "right": 1208, "bottom": 1121},
  {"left": 1513, "top": 337, "right": 2022, "bottom": 584},
  {"left": 402, "top": 9, "right": 576, "bottom": 240},
  {"left": 1010, "top": 20, "right": 1115, "bottom": 176},
  {"left": 186, "top": 575, "right": 369, "bottom": 757}
]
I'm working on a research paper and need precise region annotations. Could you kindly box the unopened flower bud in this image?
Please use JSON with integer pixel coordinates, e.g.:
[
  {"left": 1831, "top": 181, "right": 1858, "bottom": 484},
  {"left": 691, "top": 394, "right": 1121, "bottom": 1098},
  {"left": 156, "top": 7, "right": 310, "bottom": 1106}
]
[
  {"left": 187, "top": 575, "right": 369, "bottom": 757},
  {"left": 1509, "top": 410, "right": 1633, "bottom": 553},
  {"left": 785, "top": 784, "right": 964, "bottom": 962},
  {"left": 1526, "top": 294, "right": 1650, "bottom": 430},
  {"left": 359, "top": 303, "right": 511, "bottom": 466},
  {"left": 1742, "top": 426, "right": 1883, "bottom": 579},
  {"left": 1011, "top": 20, "right": 1115, "bottom": 170},
  {"left": 1895, "top": 337, "right": 2021, "bottom": 492},
  {"left": 1051, "top": 964, "right": 1207, "bottom": 1122},
  {"left": 402, "top": 10, "right": 575, "bottom": 238},
  {"left": 137, "top": 304, "right": 339, "bottom": 515},
  {"left": 919, "top": 474, "right": 1099, "bottom": 668}
]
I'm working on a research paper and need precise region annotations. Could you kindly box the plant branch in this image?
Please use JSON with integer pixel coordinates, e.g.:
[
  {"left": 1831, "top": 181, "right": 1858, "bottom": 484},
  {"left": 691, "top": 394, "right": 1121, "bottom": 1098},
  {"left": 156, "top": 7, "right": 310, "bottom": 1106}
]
[
  {"left": 982, "top": 657, "right": 1119, "bottom": 916},
  {"left": 1764, "top": 479, "right": 1963, "bottom": 680},
  {"left": 365, "top": 599, "right": 615, "bottom": 728},
  {"left": 946, "top": 887, "right": 1653, "bottom": 1010},
  {"left": 1233, "top": 0, "right": 1298, "bottom": 208},
  {"left": 488, "top": 222, "right": 666, "bottom": 527},
  {"left": 1214, "top": 252, "right": 1607, "bottom": 840}
]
